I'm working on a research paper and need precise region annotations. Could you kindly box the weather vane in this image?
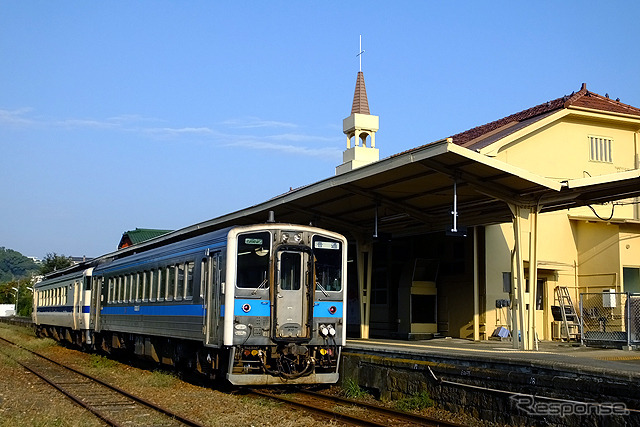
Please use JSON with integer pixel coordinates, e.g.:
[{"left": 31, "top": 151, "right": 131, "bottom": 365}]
[{"left": 356, "top": 34, "right": 365, "bottom": 72}]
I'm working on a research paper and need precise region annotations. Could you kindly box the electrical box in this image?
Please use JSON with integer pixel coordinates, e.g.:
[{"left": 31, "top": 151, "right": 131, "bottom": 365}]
[{"left": 603, "top": 289, "right": 617, "bottom": 308}]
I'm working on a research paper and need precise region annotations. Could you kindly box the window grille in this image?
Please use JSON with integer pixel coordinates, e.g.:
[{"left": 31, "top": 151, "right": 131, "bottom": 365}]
[{"left": 589, "top": 136, "right": 612, "bottom": 163}]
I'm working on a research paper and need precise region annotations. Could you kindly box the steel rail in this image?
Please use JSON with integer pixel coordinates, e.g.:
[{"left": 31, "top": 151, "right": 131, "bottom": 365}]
[
  {"left": 249, "top": 388, "right": 385, "bottom": 426},
  {"left": 299, "top": 389, "right": 466, "bottom": 427},
  {"left": 0, "top": 336, "right": 205, "bottom": 427}
]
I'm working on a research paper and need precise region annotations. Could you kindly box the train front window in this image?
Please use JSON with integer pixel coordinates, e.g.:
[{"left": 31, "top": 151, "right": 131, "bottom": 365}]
[
  {"left": 313, "top": 236, "right": 342, "bottom": 292},
  {"left": 236, "top": 231, "right": 271, "bottom": 289},
  {"left": 279, "top": 251, "right": 301, "bottom": 291}
]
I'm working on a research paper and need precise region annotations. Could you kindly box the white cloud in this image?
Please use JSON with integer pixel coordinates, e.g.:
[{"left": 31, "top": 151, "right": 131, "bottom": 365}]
[
  {"left": 220, "top": 117, "right": 297, "bottom": 129},
  {"left": 0, "top": 108, "right": 340, "bottom": 160},
  {"left": 0, "top": 108, "right": 35, "bottom": 126},
  {"left": 224, "top": 137, "right": 340, "bottom": 159}
]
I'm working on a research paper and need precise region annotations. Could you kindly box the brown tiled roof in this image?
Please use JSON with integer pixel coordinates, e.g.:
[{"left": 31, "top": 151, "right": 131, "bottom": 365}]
[
  {"left": 451, "top": 83, "right": 640, "bottom": 149},
  {"left": 351, "top": 71, "right": 370, "bottom": 115}
]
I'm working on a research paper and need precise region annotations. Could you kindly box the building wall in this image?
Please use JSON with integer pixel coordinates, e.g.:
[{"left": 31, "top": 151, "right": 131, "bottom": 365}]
[
  {"left": 482, "top": 112, "right": 640, "bottom": 341},
  {"left": 574, "top": 221, "right": 621, "bottom": 292},
  {"left": 484, "top": 211, "right": 579, "bottom": 340},
  {"left": 493, "top": 117, "right": 639, "bottom": 180}
]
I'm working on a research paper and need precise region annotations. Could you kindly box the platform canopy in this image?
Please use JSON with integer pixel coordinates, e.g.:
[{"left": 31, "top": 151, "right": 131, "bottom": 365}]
[{"left": 112, "top": 138, "right": 640, "bottom": 254}]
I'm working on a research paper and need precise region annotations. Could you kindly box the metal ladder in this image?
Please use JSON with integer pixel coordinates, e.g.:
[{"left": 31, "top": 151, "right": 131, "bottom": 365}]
[{"left": 555, "top": 286, "right": 581, "bottom": 341}]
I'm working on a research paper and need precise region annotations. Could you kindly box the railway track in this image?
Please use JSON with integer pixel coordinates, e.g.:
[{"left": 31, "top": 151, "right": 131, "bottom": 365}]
[
  {"left": 249, "top": 388, "right": 466, "bottom": 427},
  {"left": 0, "top": 336, "right": 205, "bottom": 427}
]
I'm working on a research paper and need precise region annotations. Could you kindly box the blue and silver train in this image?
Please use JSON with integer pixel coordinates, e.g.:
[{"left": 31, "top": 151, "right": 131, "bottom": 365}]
[{"left": 33, "top": 223, "right": 347, "bottom": 385}]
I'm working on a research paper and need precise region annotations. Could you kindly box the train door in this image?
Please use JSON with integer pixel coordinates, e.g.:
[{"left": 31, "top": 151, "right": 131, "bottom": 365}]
[
  {"left": 203, "top": 252, "right": 222, "bottom": 346},
  {"left": 274, "top": 250, "right": 311, "bottom": 340},
  {"left": 90, "top": 276, "right": 102, "bottom": 332},
  {"left": 72, "top": 280, "right": 81, "bottom": 330}
]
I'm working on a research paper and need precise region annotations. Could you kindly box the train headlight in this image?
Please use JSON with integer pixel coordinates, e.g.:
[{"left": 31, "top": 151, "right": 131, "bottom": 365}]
[
  {"left": 242, "top": 303, "right": 251, "bottom": 313},
  {"left": 320, "top": 324, "right": 329, "bottom": 337},
  {"left": 328, "top": 325, "right": 336, "bottom": 337},
  {"left": 293, "top": 233, "right": 302, "bottom": 243},
  {"left": 328, "top": 305, "right": 337, "bottom": 315},
  {"left": 281, "top": 233, "right": 289, "bottom": 243}
]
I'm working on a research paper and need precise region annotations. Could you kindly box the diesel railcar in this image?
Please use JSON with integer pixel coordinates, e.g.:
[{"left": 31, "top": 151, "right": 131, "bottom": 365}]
[{"left": 33, "top": 223, "right": 347, "bottom": 385}]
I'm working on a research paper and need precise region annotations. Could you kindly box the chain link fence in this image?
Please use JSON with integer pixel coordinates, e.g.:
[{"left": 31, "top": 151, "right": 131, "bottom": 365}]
[{"left": 580, "top": 292, "right": 640, "bottom": 347}]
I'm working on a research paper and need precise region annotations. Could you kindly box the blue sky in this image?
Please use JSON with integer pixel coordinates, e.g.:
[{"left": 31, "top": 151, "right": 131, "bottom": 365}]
[{"left": 2, "top": 2, "right": 639, "bottom": 259}]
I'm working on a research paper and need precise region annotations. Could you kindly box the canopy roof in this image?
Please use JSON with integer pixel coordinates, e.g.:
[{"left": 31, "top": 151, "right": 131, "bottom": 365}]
[{"left": 104, "top": 138, "right": 640, "bottom": 261}]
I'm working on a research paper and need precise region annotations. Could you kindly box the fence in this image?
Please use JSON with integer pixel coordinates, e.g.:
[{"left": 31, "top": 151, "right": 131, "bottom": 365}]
[{"left": 579, "top": 292, "right": 640, "bottom": 347}]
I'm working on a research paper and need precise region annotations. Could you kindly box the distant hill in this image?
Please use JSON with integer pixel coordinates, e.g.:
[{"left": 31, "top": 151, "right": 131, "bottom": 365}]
[{"left": 0, "top": 247, "right": 39, "bottom": 283}]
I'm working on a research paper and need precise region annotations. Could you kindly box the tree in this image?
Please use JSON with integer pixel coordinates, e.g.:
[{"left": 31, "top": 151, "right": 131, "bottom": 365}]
[
  {"left": 0, "top": 247, "right": 39, "bottom": 283},
  {"left": 40, "top": 253, "right": 73, "bottom": 275},
  {"left": 0, "top": 278, "right": 33, "bottom": 316}
]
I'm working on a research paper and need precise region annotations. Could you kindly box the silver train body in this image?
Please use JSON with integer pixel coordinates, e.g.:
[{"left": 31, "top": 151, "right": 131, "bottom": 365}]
[{"left": 33, "top": 224, "right": 347, "bottom": 385}]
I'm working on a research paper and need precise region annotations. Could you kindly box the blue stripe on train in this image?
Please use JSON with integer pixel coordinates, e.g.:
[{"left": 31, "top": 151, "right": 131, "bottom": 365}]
[
  {"left": 313, "top": 301, "right": 343, "bottom": 317},
  {"left": 234, "top": 299, "right": 271, "bottom": 317},
  {"left": 37, "top": 306, "right": 90, "bottom": 313},
  {"left": 232, "top": 300, "right": 343, "bottom": 318},
  {"left": 101, "top": 304, "right": 205, "bottom": 316}
]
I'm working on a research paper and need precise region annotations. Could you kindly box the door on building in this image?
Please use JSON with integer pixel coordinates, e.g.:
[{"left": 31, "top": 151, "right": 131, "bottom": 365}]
[{"left": 623, "top": 267, "right": 640, "bottom": 293}]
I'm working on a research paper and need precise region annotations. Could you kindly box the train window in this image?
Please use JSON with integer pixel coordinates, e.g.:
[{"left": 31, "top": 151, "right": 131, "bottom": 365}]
[
  {"left": 312, "top": 236, "right": 343, "bottom": 292},
  {"left": 124, "top": 275, "right": 129, "bottom": 302},
  {"left": 137, "top": 272, "right": 143, "bottom": 301},
  {"left": 166, "top": 266, "right": 175, "bottom": 301},
  {"left": 131, "top": 274, "right": 136, "bottom": 301},
  {"left": 185, "top": 262, "right": 194, "bottom": 299},
  {"left": 135, "top": 273, "right": 141, "bottom": 302},
  {"left": 176, "top": 264, "right": 185, "bottom": 300},
  {"left": 144, "top": 271, "right": 151, "bottom": 301},
  {"left": 117, "top": 276, "right": 123, "bottom": 302},
  {"left": 157, "top": 268, "right": 163, "bottom": 301},
  {"left": 236, "top": 231, "right": 271, "bottom": 289},
  {"left": 279, "top": 251, "right": 302, "bottom": 291},
  {"left": 200, "top": 258, "right": 208, "bottom": 299}
]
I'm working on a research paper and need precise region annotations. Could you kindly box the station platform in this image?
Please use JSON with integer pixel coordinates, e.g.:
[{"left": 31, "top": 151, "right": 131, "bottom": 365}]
[
  {"left": 341, "top": 337, "right": 640, "bottom": 425},
  {"left": 346, "top": 337, "right": 640, "bottom": 380}
]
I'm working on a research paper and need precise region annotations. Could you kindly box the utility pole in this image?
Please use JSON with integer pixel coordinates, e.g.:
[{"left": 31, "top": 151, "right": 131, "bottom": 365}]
[{"left": 11, "top": 287, "right": 18, "bottom": 316}]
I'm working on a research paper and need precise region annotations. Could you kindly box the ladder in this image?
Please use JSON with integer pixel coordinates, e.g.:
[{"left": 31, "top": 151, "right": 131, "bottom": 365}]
[{"left": 555, "top": 286, "right": 581, "bottom": 341}]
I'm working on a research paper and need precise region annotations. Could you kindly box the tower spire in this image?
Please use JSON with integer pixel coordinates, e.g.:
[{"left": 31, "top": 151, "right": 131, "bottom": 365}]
[{"left": 335, "top": 36, "right": 379, "bottom": 175}]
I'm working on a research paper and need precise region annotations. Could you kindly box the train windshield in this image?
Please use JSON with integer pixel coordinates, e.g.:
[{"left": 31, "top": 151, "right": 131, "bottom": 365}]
[
  {"left": 313, "top": 236, "right": 342, "bottom": 292},
  {"left": 236, "top": 231, "right": 271, "bottom": 289}
]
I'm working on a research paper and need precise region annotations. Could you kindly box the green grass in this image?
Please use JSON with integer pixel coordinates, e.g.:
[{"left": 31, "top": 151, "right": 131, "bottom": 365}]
[
  {"left": 394, "top": 390, "right": 434, "bottom": 412},
  {"left": 342, "top": 378, "right": 370, "bottom": 399},
  {"left": 148, "top": 369, "right": 179, "bottom": 387},
  {"left": 88, "top": 354, "right": 119, "bottom": 370}
]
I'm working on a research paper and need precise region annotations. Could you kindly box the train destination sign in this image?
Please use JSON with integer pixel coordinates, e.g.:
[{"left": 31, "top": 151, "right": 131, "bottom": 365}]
[{"left": 315, "top": 241, "right": 340, "bottom": 250}]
